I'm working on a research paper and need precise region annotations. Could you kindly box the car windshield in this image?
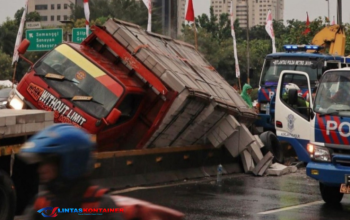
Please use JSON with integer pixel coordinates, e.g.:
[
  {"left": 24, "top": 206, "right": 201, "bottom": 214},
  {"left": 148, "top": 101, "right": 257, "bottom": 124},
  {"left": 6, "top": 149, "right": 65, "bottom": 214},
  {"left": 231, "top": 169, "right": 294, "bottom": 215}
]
[
  {"left": 0, "top": 88, "right": 12, "bottom": 98},
  {"left": 34, "top": 44, "right": 123, "bottom": 119},
  {"left": 260, "top": 59, "right": 321, "bottom": 86},
  {"left": 314, "top": 71, "right": 350, "bottom": 116}
]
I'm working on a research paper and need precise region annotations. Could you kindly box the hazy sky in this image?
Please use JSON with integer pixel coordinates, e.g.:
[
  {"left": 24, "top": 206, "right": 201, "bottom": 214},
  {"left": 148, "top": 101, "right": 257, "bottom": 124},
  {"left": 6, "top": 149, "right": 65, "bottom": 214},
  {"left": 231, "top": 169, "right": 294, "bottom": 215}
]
[{"left": 1, "top": 0, "right": 350, "bottom": 24}]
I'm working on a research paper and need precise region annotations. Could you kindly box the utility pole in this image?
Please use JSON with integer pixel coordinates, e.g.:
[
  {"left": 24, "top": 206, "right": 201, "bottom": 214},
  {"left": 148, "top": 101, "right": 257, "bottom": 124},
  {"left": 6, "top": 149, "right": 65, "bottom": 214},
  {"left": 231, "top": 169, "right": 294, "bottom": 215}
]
[
  {"left": 337, "top": 0, "right": 342, "bottom": 25},
  {"left": 326, "top": 0, "right": 330, "bottom": 22},
  {"left": 246, "top": 0, "right": 250, "bottom": 84}
]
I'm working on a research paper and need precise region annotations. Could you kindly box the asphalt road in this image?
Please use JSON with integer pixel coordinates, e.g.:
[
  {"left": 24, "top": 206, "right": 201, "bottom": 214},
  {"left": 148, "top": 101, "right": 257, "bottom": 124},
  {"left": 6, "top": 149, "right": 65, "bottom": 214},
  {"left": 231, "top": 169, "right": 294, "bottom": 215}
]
[
  {"left": 16, "top": 167, "right": 350, "bottom": 220},
  {"left": 117, "top": 167, "right": 350, "bottom": 220}
]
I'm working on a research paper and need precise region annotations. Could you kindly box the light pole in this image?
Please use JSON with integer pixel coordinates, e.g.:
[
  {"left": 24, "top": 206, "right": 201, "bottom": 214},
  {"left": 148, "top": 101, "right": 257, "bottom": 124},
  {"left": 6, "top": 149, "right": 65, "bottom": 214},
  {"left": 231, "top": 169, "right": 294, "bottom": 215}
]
[
  {"left": 246, "top": 0, "right": 250, "bottom": 84},
  {"left": 326, "top": 0, "right": 330, "bottom": 22}
]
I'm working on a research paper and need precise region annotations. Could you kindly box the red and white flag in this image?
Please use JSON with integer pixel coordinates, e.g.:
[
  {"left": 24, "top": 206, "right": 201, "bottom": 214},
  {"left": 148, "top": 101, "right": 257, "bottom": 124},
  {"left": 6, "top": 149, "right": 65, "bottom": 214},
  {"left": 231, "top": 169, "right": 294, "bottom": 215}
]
[
  {"left": 142, "top": 0, "right": 152, "bottom": 32},
  {"left": 332, "top": 16, "right": 336, "bottom": 25},
  {"left": 230, "top": 1, "right": 240, "bottom": 78},
  {"left": 185, "top": 0, "right": 195, "bottom": 22},
  {"left": 265, "top": 10, "right": 276, "bottom": 53},
  {"left": 12, "top": 0, "right": 28, "bottom": 65},
  {"left": 84, "top": 0, "right": 90, "bottom": 36}
]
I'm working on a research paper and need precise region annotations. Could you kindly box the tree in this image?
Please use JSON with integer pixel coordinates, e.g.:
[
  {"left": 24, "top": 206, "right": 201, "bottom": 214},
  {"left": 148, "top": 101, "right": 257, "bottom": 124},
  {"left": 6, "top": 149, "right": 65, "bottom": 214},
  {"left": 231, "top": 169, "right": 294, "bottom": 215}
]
[
  {"left": 70, "top": 0, "right": 162, "bottom": 34},
  {"left": 0, "top": 50, "right": 13, "bottom": 80},
  {"left": 0, "top": 19, "right": 18, "bottom": 56},
  {"left": 195, "top": 7, "right": 231, "bottom": 43}
]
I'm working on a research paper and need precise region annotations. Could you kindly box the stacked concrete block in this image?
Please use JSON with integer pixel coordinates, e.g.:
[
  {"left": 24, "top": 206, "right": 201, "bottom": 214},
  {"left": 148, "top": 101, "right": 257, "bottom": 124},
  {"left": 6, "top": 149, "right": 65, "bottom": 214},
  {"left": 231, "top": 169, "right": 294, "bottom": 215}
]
[
  {"left": 102, "top": 18, "right": 258, "bottom": 152},
  {"left": 240, "top": 150, "right": 255, "bottom": 173},
  {"left": 207, "top": 115, "right": 240, "bottom": 149},
  {"left": 0, "top": 109, "right": 54, "bottom": 138},
  {"left": 173, "top": 103, "right": 226, "bottom": 146},
  {"left": 103, "top": 18, "right": 257, "bottom": 124},
  {"left": 224, "top": 123, "right": 256, "bottom": 157}
]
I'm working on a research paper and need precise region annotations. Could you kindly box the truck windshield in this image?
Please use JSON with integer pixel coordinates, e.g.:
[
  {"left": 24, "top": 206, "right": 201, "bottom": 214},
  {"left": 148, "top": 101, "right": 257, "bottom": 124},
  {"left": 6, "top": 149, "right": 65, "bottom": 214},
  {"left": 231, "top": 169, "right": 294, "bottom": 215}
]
[
  {"left": 314, "top": 71, "right": 350, "bottom": 116},
  {"left": 260, "top": 59, "right": 320, "bottom": 86},
  {"left": 34, "top": 44, "right": 122, "bottom": 119}
]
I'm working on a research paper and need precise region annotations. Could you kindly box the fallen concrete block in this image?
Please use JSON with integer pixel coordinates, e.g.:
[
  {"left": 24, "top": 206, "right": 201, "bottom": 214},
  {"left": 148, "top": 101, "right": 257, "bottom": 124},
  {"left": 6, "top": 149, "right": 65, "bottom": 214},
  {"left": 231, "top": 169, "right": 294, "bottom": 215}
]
[
  {"left": 225, "top": 124, "right": 255, "bottom": 157},
  {"left": 266, "top": 163, "right": 298, "bottom": 176},
  {"left": 254, "top": 135, "right": 264, "bottom": 148},
  {"left": 247, "top": 141, "right": 264, "bottom": 164},
  {"left": 266, "top": 163, "right": 289, "bottom": 176},
  {"left": 252, "top": 151, "right": 273, "bottom": 176},
  {"left": 288, "top": 165, "right": 298, "bottom": 173},
  {"left": 240, "top": 150, "right": 255, "bottom": 173}
]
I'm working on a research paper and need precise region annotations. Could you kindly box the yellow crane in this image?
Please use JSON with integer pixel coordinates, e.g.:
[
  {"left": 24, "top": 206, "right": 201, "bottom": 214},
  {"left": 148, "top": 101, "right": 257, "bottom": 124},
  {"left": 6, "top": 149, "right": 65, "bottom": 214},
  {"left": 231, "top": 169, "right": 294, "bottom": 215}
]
[{"left": 309, "top": 0, "right": 346, "bottom": 56}]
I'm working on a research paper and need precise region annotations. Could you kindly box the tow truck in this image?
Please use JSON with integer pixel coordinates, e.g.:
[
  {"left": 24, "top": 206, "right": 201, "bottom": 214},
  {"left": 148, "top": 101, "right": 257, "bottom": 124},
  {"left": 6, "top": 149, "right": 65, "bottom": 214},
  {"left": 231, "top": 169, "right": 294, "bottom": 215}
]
[
  {"left": 255, "top": 45, "right": 349, "bottom": 133},
  {"left": 255, "top": 0, "right": 348, "bottom": 134},
  {"left": 3, "top": 18, "right": 264, "bottom": 219},
  {"left": 275, "top": 67, "right": 350, "bottom": 204}
]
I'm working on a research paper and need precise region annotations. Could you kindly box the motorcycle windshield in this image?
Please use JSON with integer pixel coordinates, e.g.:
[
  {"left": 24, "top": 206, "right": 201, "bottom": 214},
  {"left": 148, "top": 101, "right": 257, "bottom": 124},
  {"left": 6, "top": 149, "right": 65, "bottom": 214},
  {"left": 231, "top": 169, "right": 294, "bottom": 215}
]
[
  {"left": 34, "top": 44, "right": 123, "bottom": 119},
  {"left": 260, "top": 59, "right": 320, "bottom": 86}
]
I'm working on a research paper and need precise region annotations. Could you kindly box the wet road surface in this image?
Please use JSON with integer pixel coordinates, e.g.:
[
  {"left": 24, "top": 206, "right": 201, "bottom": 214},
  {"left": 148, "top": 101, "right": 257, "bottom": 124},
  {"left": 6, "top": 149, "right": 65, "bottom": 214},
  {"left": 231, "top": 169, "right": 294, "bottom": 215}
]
[
  {"left": 15, "top": 167, "right": 350, "bottom": 220},
  {"left": 116, "top": 168, "right": 350, "bottom": 220}
]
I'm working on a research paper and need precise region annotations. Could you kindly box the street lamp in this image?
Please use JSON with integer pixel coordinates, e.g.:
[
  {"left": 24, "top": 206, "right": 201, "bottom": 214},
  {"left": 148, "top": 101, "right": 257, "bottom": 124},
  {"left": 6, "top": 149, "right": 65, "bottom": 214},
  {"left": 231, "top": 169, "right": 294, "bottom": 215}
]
[{"left": 59, "top": 20, "right": 74, "bottom": 42}]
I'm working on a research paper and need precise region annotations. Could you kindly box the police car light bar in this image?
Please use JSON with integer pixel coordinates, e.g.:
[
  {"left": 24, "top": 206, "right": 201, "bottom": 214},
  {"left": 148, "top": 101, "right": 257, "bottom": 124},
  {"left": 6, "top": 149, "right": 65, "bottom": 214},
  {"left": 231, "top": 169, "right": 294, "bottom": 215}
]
[{"left": 283, "top": 45, "right": 324, "bottom": 52}]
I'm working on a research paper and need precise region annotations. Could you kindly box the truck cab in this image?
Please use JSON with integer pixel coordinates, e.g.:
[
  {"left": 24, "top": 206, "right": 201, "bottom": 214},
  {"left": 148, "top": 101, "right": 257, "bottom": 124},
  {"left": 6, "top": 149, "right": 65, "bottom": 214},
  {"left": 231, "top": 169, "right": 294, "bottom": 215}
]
[
  {"left": 8, "top": 36, "right": 169, "bottom": 151},
  {"left": 255, "top": 45, "right": 349, "bottom": 133},
  {"left": 275, "top": 68, "right": 350, "bottom": 204}
]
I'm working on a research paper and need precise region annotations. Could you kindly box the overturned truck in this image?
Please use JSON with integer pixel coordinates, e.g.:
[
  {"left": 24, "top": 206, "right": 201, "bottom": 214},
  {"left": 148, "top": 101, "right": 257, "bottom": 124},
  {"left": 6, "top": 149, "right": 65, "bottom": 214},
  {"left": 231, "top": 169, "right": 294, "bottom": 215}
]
[{"left": 3, "top": 18, "right": 273, "bottom": 217}]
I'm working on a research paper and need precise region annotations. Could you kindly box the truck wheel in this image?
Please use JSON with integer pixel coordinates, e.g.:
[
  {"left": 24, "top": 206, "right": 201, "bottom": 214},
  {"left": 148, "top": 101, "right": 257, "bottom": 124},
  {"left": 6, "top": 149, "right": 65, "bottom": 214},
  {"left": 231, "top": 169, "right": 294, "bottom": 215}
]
[
  {"left": 319, "top": 182, "right": 343, "bottom": 204},
  {"left": 259, "top": 131, "right": 284, "bottom": 164},
  {"left": 0, "top": 171, "right": 16, "bottom": 220}
]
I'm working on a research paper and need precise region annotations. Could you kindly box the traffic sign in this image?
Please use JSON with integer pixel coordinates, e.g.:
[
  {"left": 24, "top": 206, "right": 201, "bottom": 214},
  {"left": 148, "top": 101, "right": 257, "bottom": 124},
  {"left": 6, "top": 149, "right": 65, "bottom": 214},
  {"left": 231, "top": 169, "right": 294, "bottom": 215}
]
[
  {"left": 26, "top": 22, "right": 42, "bottom": 29},
  {"left": 26, "top": 29, "right": 63, "bottom": 52},
  {"left": 72, "top": 28, "right": 92, "bottom": 44}
]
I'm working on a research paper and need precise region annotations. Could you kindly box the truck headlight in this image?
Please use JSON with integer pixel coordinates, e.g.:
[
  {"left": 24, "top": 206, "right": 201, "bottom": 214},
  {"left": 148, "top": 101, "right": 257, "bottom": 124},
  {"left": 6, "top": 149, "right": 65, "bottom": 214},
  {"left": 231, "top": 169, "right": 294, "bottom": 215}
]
[
  {"left": 9, "top": 95, "right": 24, "bottom": 110},
  {"left": 307, "top": 143, "right": 331, "bottom": 162}
]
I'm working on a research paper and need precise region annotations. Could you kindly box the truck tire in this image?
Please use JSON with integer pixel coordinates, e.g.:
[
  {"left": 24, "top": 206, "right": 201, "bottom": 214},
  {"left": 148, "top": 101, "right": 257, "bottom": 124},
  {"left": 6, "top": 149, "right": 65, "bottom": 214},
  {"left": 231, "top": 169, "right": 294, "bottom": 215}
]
[
  {"left": 0, "top": 171, "right": 16, "bottom": 220},
  {"left": 259, "top": 131, "right": 284, "bottom": 164},
  {"left": 319, "top": 182, "right": 343, "bottom": 204}
]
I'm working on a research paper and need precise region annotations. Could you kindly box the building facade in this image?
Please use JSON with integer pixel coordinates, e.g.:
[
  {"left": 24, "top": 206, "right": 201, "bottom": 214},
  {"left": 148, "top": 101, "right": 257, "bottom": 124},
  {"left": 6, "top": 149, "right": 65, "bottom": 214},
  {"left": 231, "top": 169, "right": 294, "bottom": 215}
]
[
  {"left": 211, "top": 0, "right": 284, "bottom": 28},
  {"left": 177, "top": 0, "right": 186, "bottom": 36},
  {"left": 27, "top": 0, "right": 75, "bottom": 27}
]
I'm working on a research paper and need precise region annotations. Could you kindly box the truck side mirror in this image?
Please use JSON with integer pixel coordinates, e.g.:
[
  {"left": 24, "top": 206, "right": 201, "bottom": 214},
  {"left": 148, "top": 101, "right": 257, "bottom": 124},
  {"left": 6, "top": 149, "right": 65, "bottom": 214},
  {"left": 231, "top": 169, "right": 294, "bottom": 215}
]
[
  {"left": 18, "top": 39, "right": 30, "bottom": 55},
  {"left": 105, "top": 108, "right": 121, "bottom": 125},
  {"left": 287, "top": 89, "right": 298, "bottom": 105}
]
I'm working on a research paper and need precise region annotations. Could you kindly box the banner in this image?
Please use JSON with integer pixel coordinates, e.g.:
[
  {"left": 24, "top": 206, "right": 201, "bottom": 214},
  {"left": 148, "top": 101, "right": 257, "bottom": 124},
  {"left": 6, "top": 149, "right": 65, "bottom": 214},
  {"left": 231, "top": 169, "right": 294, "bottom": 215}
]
[
  {"left": 142, "top": 0, "right": 152, "bottom": 32},
  {"left": 12, "top": 0, "right": 28, "bottom": 65},
  {"left": 265, "top": 10, "right": 276, "bottom": 53},
  {"left": 185, "top": 0, "right": 195, "bottom": 22},
  {"left": 302, "top": 12, "right": 310, "bottom": 35},
  {"left": 230, "top": 1, "right": 240, "bottom": 78}
]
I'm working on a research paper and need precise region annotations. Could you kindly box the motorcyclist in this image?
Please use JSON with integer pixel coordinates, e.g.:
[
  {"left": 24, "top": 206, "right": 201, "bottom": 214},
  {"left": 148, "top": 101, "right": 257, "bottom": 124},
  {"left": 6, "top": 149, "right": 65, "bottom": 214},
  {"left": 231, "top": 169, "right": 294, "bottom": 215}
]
[{"left": 19, "top": 123, "right": 124, "bottom": 220}]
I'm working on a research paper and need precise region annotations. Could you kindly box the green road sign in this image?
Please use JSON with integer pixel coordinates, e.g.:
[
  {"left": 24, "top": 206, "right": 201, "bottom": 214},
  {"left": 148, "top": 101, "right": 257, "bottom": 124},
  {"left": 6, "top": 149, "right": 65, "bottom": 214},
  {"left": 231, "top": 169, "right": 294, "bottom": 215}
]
[
  {"left": 72, "top": 28, "right": 92, "bottom": 44},
  {"left": 26, "top": 29, "right": 63, "bottom": 51}
]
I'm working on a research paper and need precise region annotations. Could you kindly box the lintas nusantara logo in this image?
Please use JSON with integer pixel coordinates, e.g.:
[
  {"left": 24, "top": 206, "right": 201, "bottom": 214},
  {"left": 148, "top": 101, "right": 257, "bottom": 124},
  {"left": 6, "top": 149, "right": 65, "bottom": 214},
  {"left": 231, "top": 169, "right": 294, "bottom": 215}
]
[
  {"left": 38, "top": 207, "right": 124, "bottom": 217},
  {"left": 27, "top": 83, "right": 87, "bottom": 126}
]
